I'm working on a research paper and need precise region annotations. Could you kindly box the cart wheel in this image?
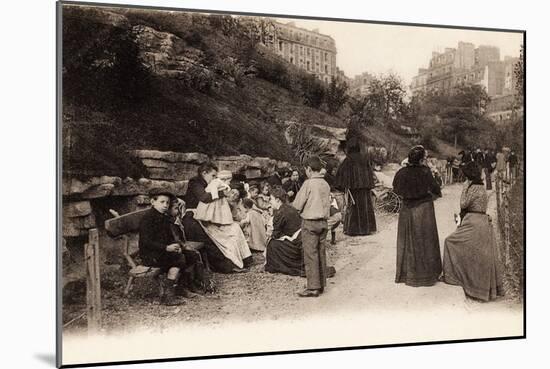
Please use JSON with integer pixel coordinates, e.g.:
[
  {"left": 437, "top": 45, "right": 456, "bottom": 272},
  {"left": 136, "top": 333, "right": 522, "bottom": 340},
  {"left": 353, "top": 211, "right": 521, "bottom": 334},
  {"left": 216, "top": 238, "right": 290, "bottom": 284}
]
[{"left": 375, "top": 190, "right": 401, "bottom": 214}]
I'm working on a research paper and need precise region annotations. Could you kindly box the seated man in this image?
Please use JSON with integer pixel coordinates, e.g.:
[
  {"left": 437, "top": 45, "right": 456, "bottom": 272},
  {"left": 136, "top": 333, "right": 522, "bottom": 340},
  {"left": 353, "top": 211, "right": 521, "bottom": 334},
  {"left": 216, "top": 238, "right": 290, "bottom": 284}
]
[{"left": 138, "top": 188, "right": 196, "bottom": 306}]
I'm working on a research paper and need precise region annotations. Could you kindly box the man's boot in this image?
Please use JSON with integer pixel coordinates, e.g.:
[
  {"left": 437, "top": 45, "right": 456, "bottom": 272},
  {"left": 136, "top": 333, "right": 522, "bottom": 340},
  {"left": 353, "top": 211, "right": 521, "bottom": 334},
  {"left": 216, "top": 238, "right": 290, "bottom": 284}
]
[
  {"left": 162, "top": 278, "right": 184, "bottom": 306},
  {"left": 175, "top": 271, "right": 199, "bottom": 298}
]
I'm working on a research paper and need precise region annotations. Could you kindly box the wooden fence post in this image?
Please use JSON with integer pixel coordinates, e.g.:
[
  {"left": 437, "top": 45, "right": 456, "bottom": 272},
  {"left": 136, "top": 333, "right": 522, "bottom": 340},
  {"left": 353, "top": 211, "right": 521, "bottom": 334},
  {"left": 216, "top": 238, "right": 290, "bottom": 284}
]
[{"left": 85, "top": 228, "right": 101, "bottom": 333}]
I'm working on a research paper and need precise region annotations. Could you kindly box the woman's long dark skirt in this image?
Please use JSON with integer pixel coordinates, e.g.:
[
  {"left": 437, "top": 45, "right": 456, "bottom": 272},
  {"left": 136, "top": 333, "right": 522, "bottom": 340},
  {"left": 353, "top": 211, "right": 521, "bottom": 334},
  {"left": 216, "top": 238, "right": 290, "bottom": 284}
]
[
  {"left": 265, "top": 239, "right": 304, "bottom": 276},
  {"left": 443, "top": 213, "right": 504, "bottom": 301},
  {"left": 395, "top": 200, "right": 442, "bottom": 287},
  {"left": 343, "top": 188, "right": 377, "bottom": 236}
]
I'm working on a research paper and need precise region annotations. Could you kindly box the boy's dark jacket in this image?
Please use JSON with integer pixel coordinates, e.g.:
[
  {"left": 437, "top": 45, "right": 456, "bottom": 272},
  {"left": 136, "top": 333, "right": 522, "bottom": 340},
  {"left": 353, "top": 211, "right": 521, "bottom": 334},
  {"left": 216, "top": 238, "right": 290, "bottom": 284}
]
[{"left": 138, "top": 207, "right": 178, "bottom": 265}]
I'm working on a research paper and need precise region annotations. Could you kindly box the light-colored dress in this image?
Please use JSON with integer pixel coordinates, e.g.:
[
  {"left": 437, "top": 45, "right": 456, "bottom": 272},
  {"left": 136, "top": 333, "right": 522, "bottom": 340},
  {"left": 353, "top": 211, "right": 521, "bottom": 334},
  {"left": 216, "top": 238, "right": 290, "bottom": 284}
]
[{"left": 194, "top": 179, "right": 233, "bottom": 225}]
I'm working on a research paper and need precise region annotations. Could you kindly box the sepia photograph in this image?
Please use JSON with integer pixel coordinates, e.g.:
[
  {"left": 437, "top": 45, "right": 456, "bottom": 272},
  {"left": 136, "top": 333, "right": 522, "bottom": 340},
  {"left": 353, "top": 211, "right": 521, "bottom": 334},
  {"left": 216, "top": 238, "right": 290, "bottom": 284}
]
[{"left": 57, "top": 1, "right": 525, "bottom": 367}]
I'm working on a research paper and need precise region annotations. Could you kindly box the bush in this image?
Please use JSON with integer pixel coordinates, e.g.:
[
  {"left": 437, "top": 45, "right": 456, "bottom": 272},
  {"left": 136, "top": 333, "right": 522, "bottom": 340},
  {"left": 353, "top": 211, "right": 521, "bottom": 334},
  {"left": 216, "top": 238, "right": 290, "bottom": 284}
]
[
  {"left": 299, "top": 74, "right": 325, "bottom": 108},
  {"left": 217, "top": 57, "right": 246, "bottom": 87},
  {"left": 184, "top": 30, "right": 203, "bottom": 48},
  {"left": 286, "top": 123, "right": 332, "bottom": 167},
  {"left": 326, "top": 78, "right": 349, "bottom": 114},
  {"left": 62, "top": 7, "right": 154, "bottom": 110},
  {"left": 255, "top": 56, "right": 291, "bottom": 90}
]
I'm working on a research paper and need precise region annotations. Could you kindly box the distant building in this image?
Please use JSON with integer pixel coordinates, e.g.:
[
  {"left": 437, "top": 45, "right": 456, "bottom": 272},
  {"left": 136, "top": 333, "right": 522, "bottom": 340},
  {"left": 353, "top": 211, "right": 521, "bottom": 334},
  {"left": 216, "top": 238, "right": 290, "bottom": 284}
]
[
  {"left": 410, "top": 41, "right": 521, "bottom": 123},
  {"left": 410, "top": 42, "right": 517, "bottom": 97},
  {"left": 349, "top": 72, "right": 375, "bottom": 96},
  {"left": 335, "top": 67, "right": 351, "bottom": 85},
  {"left": 486, "top": 94, "right": 523, "bottom": 124},
  {"left": 269, "top": 20, "right": 337, "bottom": 83}
]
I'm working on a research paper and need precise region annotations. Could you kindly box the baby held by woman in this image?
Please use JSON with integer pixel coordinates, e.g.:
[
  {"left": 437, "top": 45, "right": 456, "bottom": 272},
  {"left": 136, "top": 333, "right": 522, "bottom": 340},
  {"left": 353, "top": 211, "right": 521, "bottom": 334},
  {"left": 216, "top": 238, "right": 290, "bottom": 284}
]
[{"left": 194, "top": 170, "right": 234, "bottom": 225}]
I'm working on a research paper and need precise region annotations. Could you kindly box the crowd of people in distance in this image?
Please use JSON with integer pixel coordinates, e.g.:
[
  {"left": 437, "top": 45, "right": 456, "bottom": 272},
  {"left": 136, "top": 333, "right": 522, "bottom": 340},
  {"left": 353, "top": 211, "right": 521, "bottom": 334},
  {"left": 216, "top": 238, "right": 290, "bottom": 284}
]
[{"left": 446, "top": 147, "right": 520, "bottom": 189}]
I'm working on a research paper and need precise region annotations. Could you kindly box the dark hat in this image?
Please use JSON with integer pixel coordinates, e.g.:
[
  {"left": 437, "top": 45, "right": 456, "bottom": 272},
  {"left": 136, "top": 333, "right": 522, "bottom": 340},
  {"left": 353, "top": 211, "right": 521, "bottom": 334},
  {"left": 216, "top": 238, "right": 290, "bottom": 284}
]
[
  {"left": 460, "top": 161, "right": 482, "bottom": 182},
  {"left": 408, "top": 145, "right": 426, "bottom": 165},
  {"left": 149, "top": 187, "right": 175, "bottom": 199}
]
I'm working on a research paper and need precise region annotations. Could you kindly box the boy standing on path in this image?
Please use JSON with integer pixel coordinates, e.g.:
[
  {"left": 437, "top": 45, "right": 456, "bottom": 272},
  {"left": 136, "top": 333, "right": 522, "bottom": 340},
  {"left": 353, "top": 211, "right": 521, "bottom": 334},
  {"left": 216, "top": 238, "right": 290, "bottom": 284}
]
[{"left": 292, "top": 156, "right": 331, "bottom": 298}]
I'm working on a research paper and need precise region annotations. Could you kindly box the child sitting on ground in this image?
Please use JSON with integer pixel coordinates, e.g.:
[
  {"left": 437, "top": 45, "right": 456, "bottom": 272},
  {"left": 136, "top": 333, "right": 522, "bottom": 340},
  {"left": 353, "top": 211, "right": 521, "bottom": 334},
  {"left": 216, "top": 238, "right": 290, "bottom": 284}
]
[
  {"left": 194, "top": 170, "right": 234, "bottom": 225},
  {"left": 256, "top": 181, "right": 272, "bottom": 215},
  {"left": 239, "top": 198, "right": 267, "bottom": 252}
]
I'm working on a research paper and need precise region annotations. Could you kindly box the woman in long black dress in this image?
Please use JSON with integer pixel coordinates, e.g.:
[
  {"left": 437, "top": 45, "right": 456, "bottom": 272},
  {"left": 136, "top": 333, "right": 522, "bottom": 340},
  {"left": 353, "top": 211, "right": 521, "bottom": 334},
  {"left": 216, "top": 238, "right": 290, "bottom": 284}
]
[
  {"left": 334, "top": 136, "right": 377, "bottom": 236},
  {"left": 393, "top": 145, "right": 442, "bottom": 287},
  {"left": 264, "top": 187, "right": 304, "bottom": 276}
]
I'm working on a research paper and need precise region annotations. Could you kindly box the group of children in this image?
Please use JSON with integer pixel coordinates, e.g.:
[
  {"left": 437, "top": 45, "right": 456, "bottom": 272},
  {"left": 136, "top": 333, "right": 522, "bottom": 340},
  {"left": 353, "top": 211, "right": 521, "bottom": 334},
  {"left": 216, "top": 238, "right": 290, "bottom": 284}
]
[{"left": 138, "top": 156, "right": 335, "bottom": 305}]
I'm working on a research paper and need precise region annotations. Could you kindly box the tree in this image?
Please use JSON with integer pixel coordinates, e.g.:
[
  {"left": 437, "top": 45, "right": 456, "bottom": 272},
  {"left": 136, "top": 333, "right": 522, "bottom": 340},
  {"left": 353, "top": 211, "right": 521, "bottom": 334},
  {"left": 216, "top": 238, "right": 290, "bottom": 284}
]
[
  {"left": 513, "top": 44, "right": 524, "bottom": 111},
  {"left": 299, "top": 74, "right": 326, "bottom": 108},
  {"left": 326, "top": 77, "right": 349, "bottom": 114},
  {"left": 346, "top": 73, "right": 408, "bottom": 129},
  {"left": 410, "top": 84, "right": 493, "bottom": 149}
]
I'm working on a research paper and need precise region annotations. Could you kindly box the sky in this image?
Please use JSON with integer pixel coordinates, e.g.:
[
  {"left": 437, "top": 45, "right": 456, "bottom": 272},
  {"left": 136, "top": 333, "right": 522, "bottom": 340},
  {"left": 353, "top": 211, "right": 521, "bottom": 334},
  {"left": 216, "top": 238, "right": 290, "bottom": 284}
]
[{"left": 275, "top": 17, "right": 523, "bottom": 85}]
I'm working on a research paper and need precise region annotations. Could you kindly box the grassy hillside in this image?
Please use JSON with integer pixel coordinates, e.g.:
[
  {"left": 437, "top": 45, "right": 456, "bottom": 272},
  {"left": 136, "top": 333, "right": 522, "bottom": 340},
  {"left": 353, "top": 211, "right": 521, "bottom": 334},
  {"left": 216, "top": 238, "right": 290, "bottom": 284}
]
[{"left": 62, "top": 6, "right": 448, "bottom": 179}]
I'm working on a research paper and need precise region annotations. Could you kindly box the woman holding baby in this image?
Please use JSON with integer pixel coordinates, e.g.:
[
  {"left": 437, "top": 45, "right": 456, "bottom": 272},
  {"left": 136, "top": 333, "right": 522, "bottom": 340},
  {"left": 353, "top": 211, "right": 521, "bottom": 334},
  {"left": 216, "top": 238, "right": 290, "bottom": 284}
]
[{"left": 182, "top": 162, "right": 252, "bottom": 273}]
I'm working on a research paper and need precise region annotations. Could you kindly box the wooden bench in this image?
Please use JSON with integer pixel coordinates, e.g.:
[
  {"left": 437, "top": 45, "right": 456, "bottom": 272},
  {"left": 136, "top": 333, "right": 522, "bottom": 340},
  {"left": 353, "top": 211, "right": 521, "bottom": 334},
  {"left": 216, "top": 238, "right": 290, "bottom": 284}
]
[
  {"left": 104, "top": 209, "right": 166, "bottom": 297},
  {"left": 104, "top": 210, "right": 206, "bottom": 298}
]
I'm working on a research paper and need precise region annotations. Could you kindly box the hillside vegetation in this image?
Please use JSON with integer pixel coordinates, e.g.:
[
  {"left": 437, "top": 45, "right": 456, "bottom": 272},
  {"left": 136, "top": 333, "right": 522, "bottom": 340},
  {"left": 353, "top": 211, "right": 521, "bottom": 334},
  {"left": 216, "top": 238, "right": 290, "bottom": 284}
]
[{"left": 62, "top": 6, "right": 456, "bottom": 179}]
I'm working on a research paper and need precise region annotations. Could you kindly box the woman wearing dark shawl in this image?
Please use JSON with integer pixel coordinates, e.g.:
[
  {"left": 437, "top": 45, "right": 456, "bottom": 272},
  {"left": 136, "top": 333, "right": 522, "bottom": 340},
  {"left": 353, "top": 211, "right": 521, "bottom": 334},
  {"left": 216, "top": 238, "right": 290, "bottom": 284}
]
[
  {"left": 442, "top": 162, "right": 504, "bottom": 301},
  {"left": 264, "top": 186, "right": 304, "bottom": 276},
  {"left": 334, "top": 137, "right": 377, "bottom": 236},
  {"left": 393, "top": 145, "right": 442, "bottom": 287}
]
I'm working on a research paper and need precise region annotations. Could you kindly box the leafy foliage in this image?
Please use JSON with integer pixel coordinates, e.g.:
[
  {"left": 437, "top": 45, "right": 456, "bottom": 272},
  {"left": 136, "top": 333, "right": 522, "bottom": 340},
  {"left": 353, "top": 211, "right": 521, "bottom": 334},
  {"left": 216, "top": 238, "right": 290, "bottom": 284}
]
[
  {"left": 326, "top": 78, "right": 349, "bottom": 114},
  {"left": 286, "top": 123, "right": 332, "bottom": 167},
  {"left": 299, "top": 74, "right": 326, "bottom": 108},
  {"left": 62, "top": 7, "right": 154, "bottom": 110},
  {"left": 346, "top": 74, "right": 408, "bottom": 129},
  {"left": 409, "top": 84, "right": 495, "bottom": 149}
]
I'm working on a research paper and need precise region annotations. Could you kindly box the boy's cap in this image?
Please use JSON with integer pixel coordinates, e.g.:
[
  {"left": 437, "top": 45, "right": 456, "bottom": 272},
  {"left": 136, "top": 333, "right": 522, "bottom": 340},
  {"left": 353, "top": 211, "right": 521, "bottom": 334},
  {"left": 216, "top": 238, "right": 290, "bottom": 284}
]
[{"left": 149, "top": 188, "right": 175, "bottom": 199}]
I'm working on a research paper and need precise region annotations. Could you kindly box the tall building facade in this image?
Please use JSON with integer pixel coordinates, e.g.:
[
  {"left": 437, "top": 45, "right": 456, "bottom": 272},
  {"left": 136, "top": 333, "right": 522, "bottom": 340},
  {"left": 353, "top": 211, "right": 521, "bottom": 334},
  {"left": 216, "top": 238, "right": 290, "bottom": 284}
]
[
  {"left": 410, "top": 42, "right": 516, "bottom": 98},
  {"left": 270, "top": 21, "right": 337, "bottom": 83},
  {"left": 410, "top": 42, "right": 521, "bottom": 123}
]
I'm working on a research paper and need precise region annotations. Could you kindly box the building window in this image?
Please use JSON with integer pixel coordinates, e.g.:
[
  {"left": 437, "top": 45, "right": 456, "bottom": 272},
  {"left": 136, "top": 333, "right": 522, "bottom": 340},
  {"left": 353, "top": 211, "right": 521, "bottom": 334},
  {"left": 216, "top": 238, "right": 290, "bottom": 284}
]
[
  {"left": 290, "top": 44, "right": 293, "bottom": 54},
  {"left": 300, "top": 46, "right": 303, "bottom": 56},
  {"left": 325, "top": 65, "right": 328, "bottom": 73},
  {"left": 307, "top": 61, "right": 310, "bottom": 71},
  {"left": 325, "top": 52, "right": 328, "bottom": 61},
  {"left": 278, "top": 41, "right": 283, "bottom": 52},
  {"left": 290, "top": 57, "right": 294, "bottom": 64},
  {"left": 307, "top": 48, "right": 310, "bottom": 56}
]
